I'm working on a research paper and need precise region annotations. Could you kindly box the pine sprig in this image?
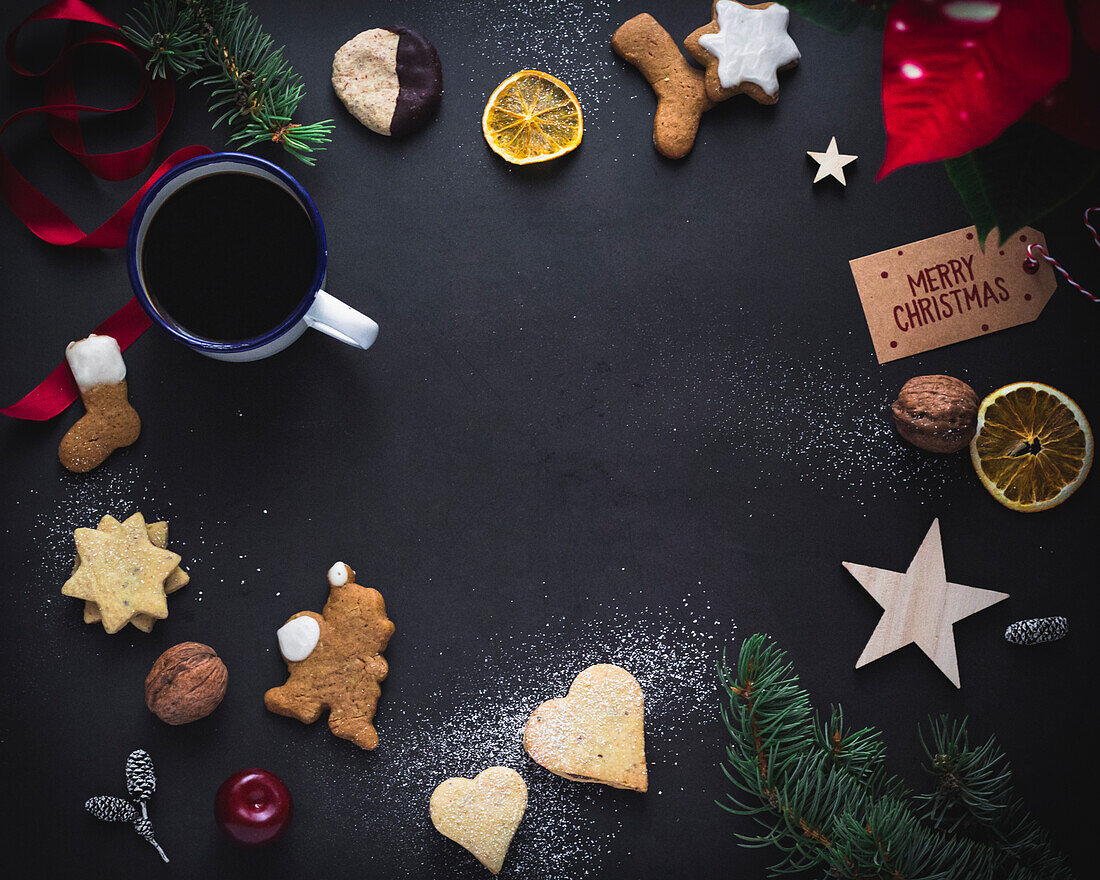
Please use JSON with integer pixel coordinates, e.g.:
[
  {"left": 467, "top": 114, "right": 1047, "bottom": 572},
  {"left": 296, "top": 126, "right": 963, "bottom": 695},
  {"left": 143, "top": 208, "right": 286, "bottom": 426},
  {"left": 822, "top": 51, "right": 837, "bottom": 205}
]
[
  {"left": 122, "top": 0, "right": 206, "bottom": 79},
  {"left": 123, "top": 0, "right": 332, "bottom": 165},
  {"left": 719, "top": 634, "right": 1073, "bottom": 880}
]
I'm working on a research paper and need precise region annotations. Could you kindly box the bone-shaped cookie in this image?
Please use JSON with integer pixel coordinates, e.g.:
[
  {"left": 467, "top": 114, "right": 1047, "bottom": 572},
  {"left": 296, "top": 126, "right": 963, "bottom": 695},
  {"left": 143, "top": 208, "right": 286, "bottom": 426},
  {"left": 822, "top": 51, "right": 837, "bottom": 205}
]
[{"left": 612, "top": 13, "right": 714, "bottom": 159}]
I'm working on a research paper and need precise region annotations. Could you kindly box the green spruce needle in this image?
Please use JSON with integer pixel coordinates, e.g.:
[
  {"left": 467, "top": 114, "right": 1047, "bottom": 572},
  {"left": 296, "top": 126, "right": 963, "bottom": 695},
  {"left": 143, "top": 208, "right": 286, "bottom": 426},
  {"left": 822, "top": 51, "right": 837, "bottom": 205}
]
[
  {"left": 719, "top": 634, "right": 1073, "bottom": 879},
  {"left": 123, "top": 0, "right": 333, "bottom": 165}
]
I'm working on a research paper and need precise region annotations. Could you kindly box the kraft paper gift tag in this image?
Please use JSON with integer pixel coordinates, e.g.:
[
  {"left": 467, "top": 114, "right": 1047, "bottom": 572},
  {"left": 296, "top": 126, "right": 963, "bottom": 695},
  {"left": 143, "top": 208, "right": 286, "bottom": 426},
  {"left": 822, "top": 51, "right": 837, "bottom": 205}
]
[{"left": 850, "top": 227, "right": 1057, "bottom": 364}]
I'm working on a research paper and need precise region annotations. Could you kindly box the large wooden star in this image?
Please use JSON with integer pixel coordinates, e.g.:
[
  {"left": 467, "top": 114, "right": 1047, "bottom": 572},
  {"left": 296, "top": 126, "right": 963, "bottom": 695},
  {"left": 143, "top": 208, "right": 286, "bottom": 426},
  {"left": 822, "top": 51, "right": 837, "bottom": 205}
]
[
  {"left": 62, "top": 525, "right": 180, "bottom": 634},
  {"left": 843, "top": 519, "right": 1008, "bottom": 688}
]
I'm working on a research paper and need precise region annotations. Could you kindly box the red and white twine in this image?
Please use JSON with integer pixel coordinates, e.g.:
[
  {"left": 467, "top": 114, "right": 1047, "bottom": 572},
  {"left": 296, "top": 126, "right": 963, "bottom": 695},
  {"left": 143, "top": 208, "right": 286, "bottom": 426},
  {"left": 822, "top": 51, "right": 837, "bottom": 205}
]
[{"left": 1022, "top": 207, "right": 1100, "bottom": 302}]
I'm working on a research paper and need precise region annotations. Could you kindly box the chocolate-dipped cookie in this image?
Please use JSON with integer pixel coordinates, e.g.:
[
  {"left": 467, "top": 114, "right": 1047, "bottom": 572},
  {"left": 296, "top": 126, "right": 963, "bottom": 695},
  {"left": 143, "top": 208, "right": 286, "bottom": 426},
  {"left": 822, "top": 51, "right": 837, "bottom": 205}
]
[{"left": 332, "top": 27, "right": 442, "bottom": 137}]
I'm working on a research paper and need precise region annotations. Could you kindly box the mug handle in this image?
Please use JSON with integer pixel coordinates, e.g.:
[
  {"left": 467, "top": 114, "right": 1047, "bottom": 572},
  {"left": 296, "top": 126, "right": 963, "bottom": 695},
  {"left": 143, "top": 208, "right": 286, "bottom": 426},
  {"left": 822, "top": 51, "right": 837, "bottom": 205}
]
[{"left": 303, "top": 290, "right": 379, "bottom": 350}]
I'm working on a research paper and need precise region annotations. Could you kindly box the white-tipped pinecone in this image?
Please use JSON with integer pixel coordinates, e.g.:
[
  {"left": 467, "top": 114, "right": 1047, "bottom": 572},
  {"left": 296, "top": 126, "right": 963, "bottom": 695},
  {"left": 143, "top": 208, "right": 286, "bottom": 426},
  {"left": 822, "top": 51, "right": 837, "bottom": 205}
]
[
  {"left": 126, "top": 749, "right": 156, "bottom": 802},
  {"left": 86, "top": 795, "right": 137, "bottom": 823},
  {"left": 1005, "top": 616, "right": 1068, "bottom": 646},
  {"left": 132, "top": 816, "right": 170, "bottom": 863}
]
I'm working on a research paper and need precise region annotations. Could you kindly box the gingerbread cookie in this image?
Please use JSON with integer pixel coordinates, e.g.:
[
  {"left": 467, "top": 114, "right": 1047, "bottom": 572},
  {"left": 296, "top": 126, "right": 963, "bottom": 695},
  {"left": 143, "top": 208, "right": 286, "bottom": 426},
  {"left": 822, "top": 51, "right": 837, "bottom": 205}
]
[
  {"left": 59, "top": 334, "right": 140, "bottom": 473},
  {"left": 430, "top": 767, "right": 527, "bottom": 874},
  {"left": 62, "top": 517, "right": 181, "bottom": 634},
  {"left": 332, "top": 27, "right": 442, "bottom": 137},
  {"left": 523, "top": 664, "right": 647, "bottom": 792},
  {"left": 612, "top": 14, "right": 714, "bottom": 159},
  {"left": 80, "top": 514, "right": 189, "bottom": 632},
  {"left": 264, "top": 562, "right": 394, "bottom": 750},
  {"left": 685, "top": 1, "right": 800, "bottom": 105}
]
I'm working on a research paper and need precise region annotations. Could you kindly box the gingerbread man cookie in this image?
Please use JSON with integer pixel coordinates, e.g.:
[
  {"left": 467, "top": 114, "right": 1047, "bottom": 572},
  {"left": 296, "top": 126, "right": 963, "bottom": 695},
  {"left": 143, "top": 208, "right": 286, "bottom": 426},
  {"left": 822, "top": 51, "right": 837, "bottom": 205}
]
[
  {"left": 685, "top": 1, "right": 800, "bottom": 105},
  {"left": 612, "top": 13, "right": 714, "bottom": 159},
  {"left": 264, "top": 562, "right": 395, "bottom": 750}
]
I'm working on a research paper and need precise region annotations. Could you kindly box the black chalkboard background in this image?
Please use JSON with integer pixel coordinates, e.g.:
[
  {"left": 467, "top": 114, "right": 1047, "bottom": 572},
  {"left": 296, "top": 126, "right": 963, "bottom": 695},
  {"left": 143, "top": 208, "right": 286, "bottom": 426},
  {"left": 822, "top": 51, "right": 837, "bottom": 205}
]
[{"left": 1, "top": 2, "right": 1096, "bottom": 878}]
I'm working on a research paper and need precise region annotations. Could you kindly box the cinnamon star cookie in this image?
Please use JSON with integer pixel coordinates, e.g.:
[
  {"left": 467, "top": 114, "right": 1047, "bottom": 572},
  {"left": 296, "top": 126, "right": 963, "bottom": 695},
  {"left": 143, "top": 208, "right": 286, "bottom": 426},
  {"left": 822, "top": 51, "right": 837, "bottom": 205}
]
[{"left": 684, "top": 1, "right": 800, "bottom": 105}]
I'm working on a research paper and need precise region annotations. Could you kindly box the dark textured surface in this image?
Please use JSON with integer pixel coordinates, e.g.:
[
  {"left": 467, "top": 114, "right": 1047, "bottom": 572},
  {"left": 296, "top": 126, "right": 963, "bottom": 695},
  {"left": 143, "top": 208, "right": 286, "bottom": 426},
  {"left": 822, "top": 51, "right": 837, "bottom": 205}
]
[{"left": 0, "top": 1, "right": 1096, "bottom": 878}]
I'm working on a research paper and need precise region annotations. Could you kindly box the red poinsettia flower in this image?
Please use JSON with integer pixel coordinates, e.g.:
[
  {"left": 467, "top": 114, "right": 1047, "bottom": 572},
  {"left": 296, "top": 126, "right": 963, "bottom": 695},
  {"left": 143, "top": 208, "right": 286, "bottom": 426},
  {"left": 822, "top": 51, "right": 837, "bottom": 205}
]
[
  {"left": 1023, "top": 5, "right": 1100, "bottom": 149},
  {"left": 878, "top": 0, "right": 1071, "bottom": 179}
]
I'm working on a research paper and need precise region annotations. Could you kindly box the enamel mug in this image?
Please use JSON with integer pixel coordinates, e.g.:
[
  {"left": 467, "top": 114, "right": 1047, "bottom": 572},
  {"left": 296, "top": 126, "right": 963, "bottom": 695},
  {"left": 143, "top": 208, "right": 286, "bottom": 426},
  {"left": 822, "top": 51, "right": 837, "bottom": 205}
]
[{"left": 127, "top": 152, "right": 377, "bottom": 362}]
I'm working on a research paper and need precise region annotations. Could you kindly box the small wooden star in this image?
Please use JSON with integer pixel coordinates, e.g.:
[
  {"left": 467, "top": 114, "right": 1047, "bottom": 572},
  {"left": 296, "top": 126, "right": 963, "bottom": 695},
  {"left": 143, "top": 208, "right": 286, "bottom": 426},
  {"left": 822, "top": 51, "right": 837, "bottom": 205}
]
[
  {"left": 62, "top": 524, "right": 180, "bottom": 633},
  {"left": 807, "top": 136, "right": 857, "bottom": 185},
  {"left": 843, "top": 519, "right": 1008, "bottom": 688}
]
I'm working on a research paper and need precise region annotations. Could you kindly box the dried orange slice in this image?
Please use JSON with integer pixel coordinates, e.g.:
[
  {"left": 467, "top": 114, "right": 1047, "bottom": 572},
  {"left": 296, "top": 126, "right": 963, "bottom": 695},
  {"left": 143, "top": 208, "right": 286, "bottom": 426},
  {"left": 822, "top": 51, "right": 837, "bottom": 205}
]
[
  {"left": 970, "top": 382, "right": 1092, "bottom": 512},
  {"left": 482, "top": 70, "right": 583, "bottom": 164}
]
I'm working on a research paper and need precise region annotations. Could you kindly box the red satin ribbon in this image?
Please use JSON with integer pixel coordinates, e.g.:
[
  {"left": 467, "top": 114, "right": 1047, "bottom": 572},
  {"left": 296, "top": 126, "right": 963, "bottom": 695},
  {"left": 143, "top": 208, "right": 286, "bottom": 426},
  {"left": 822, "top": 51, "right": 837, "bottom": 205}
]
[{"left": 1, "top": 0, "right": 211, "bottom": 420}]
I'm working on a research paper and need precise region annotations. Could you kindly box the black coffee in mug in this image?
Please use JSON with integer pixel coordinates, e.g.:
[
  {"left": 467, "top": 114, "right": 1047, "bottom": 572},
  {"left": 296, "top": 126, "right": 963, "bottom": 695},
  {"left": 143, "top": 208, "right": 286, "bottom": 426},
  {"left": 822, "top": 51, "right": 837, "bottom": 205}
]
[{"left": 140, "top": 172, "right": 317, "bottom": 342}]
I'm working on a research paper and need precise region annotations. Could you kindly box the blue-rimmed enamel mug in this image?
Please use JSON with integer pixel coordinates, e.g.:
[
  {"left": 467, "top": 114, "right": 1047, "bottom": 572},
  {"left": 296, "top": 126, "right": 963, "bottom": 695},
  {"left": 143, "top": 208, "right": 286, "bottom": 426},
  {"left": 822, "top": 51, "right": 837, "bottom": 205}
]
[{"left": 127, "top": 152, "right": 377, "bottom": 362}]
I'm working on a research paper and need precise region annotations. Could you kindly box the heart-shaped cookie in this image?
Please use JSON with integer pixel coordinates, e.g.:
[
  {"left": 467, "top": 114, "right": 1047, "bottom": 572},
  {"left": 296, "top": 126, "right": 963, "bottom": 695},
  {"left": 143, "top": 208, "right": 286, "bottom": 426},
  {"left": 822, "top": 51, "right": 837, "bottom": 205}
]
[
  {"left": 523, "top": 664, "right": 647, "bottom": 792},
  {"left": 429, "top": 766, "right": 527, "bottom": 874}
]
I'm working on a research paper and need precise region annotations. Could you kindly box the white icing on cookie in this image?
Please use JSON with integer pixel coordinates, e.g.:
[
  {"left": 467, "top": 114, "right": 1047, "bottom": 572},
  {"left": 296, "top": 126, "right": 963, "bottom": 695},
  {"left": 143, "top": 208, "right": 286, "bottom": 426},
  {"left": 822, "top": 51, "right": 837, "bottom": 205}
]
[
  {"left": 65, "top": 334, "right": 126, "bottom": 391},
  {"left": 277, "top": 616, "right": 321, "bottom": 662},
  {"left": 328, "top": 562, "right": 350, "bottom": 586},
  {"left": 697, "top": 2, "right": 800, "bottom": 97},
  {"left": 331, "top": 29, "right": 400, "bottom": 136}
]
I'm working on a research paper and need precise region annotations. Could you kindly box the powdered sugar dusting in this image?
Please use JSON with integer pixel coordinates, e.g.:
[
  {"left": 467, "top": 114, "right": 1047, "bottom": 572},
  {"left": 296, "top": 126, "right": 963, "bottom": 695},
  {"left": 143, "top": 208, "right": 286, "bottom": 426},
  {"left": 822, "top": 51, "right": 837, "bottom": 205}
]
[
  {"left": 646, "top": 326, "right": 975, "bottom": 500},
  {"left": 24, "top": 461, "right": 221, "bottom": 625},
  {"left": 438, "top": 0, "right": 622, "bottom": 127},
  {"left": 296, "top": 593, "right": 733, "bottom": 877}
]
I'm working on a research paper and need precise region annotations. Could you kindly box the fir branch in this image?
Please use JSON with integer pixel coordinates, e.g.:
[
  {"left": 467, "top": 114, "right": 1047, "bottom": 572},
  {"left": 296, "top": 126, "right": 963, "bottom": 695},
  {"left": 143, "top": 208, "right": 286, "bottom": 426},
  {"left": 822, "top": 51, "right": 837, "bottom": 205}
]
[
  {"left": 719, "top": 634, "right": 1074, "bottom": 880},
  {"left": 918, "top": 716, "right": 1072, "bottom": 879},
  {"left": 121, "top": 0, "right": 205, "bottom": 79},
  {"left": 123, "top": 0, "right": 332, "bottom": 164}
]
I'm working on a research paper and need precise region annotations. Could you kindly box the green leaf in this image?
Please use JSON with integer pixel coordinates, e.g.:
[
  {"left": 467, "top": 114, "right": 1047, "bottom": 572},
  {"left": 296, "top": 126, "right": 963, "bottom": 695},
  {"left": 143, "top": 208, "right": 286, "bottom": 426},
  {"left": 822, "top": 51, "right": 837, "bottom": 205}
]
[
  {"left": 945, "top": 122, "right": 1100, "bottom": 246},
  {"left": 784, "top": 0, "right": 891, "bottom": 34}
]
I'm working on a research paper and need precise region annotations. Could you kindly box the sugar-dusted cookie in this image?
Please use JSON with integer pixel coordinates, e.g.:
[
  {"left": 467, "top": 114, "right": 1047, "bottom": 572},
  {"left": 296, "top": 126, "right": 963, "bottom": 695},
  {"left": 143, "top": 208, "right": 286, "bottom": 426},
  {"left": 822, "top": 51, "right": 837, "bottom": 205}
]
[
  {"left": 685, "top": 1, "right": 800, "bottom": 105},
  {"left": 62, "top": 518, "right": 181, "bottom": 634},
  {"left": 523, "top": 664, "right": 647, "bottom": 792},
  {"left": 59, "top": 334, "right": 141, "bottom": 473},
  {"left": 81, "top": 514, "right": 189, "bottom": 632},
  {"left": 264, "top": 562, "right": 395, "bottom": 750},
  {"left": 332, "top": 27, "right": 442, "bottom": 137},
  {"left": 612, "top": 13, "right": 714, "bottom": 159},
  {"left": 430, "top": 767, "right": 527, "bottom": 874}
]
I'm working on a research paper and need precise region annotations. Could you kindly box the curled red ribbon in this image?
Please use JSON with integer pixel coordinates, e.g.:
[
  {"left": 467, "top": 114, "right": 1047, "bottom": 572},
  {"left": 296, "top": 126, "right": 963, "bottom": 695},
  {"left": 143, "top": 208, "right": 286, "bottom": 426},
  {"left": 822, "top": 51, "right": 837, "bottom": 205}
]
[{"left": 1, "top": 0, "right": 211, "bottom": 419}]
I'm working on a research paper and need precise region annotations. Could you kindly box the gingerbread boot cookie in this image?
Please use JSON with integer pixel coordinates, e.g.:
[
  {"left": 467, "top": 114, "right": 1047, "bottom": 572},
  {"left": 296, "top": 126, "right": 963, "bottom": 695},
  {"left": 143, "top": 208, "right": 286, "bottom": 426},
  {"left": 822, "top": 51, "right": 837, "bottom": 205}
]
[
  {"left": 265, "top": 562, "right": 395, "bottom": 750},
  {"left": 612, "top": 13, "right": 714, "bottom": 159},
  {"left": 59, "top": 334, "right": 140, "bottom": 473}
]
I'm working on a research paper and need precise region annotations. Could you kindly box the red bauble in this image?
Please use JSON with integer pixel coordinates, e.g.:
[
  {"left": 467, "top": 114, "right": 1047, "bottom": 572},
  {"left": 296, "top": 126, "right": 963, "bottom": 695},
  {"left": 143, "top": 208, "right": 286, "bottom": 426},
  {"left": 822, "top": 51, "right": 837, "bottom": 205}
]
[
  {"left": 214, "top": 769, "right": 293, "bottom": 847},
  {"left": 878, "top": 0, "right": 1071, "bottom": 179}
]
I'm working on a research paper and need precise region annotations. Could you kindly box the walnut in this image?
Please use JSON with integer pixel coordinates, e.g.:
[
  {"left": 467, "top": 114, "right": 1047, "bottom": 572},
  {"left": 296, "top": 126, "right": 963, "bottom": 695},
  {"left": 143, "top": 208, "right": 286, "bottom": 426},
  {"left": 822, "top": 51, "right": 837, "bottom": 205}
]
[
  {"left": 891, "top": 375, "right": 979, "bottom": 454},
  {"left": 145, "top": 642, "right": 228, "bottom": 724}
]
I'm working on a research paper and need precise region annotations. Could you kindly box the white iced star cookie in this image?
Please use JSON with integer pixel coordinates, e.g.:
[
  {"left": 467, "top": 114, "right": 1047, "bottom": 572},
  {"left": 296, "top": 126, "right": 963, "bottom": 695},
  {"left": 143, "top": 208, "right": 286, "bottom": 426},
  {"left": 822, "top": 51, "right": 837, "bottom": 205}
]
[{"left": 684, "top": 1, "right": 800, "bottom": 105}]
